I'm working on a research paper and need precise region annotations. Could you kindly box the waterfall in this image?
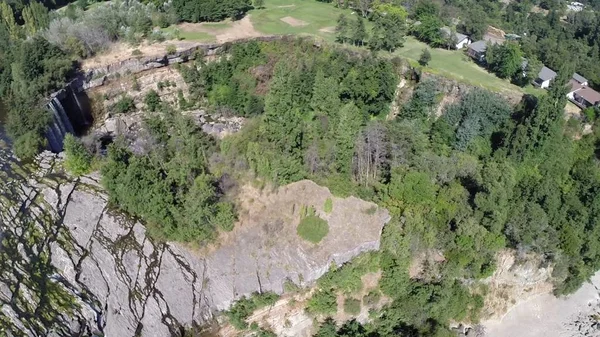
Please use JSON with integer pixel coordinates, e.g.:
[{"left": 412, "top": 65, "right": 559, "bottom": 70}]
[
  {"left": 50, "top": 98, "right": 75, "bottom": 135},
  {"left": 45, "top": 97, "right": 75, "bottom": 152},
  {"left": 45, "top": 123, "right": 62, "bottom": 153},
  {"left": 71, "top": 90, "right": 89, "bottom": 126}
]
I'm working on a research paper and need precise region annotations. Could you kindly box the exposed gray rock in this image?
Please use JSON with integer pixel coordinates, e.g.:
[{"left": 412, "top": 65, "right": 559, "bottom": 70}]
[{"left": 0, "top": 150, "right": 389, "bottom": 336}]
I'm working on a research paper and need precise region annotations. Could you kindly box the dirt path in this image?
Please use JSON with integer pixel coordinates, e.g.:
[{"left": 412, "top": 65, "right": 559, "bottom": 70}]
[{"left": 177, "top": 15, "right": 263, "bottom": 43}]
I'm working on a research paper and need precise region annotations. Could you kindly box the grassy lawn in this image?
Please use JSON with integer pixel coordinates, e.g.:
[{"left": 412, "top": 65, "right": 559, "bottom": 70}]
[
  {"left": 390, "top": 37, "right": 540, "bottom": 95},
  {"left": 161, "top": 26, "right": 216, "bottom": 42},
  {"left": 250, "top": 0, "right": 356, "bottom": 42}
]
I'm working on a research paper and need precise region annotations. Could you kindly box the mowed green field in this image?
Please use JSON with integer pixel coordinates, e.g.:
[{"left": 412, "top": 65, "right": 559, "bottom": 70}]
[
  {"left": 250, "top": 0, "right": 351, "bottom": 41},
  {"left": 161, "top": 26, "right": 216, "bottom": 42},
  {"left": 392, "top": 37, "right": 542, "bottom": 95}
]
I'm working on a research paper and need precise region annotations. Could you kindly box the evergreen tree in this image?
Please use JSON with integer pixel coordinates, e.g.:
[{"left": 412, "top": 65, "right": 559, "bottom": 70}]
[
  {"left": 335, "top": 13, "right": 351, "bottom": 43},
  {"left": 335, "top": 102, "right": 364, "bottom": 174},
  {"left": 22, "top": 2, "right": 50, "bottom": 37},
  {"left": 310, "top": 70, "right": 341, "bottom": 123},
  {"left": 351, "top": 16, "right": 368, "bottom": 46},
  {"left": 369, "top": 4, "right": 406, "bottom": 51},
  {"left": 0, "top": 3, "right": 19, "bottom": 41}
]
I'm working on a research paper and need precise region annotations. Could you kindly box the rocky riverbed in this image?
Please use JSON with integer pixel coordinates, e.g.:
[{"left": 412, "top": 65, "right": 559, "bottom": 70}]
[{"left": 0, "top": 148, "right": 389, "bottom": 336}]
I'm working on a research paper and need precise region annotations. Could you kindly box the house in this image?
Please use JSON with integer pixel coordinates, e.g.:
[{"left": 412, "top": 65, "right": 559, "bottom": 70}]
[
  {"left": 440, "top": 27, "right": 472, "bottom": 49},
  {"left": 567, "top": 74, "right": 600, "bottom": 109},
  {"left": 454, "top": 32, "right": 471, "bottom": 49},
  {"left": 467, "top": 40, "right": 487, "bottom": 62},
  {"left": 572, "top": 72, "right": 588, "bottom": 86},
  {"left": 567, "top": 1, "right": 584, "bottom": 11},
  {"left": 533, "top": 66, "right": 557, "bottom": 89}
]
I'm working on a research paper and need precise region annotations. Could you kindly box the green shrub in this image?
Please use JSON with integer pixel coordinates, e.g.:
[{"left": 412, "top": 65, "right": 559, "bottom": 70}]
[
  {"left": 166, "top": 44, "right": 177, "bottom": 55},
  {"left": 113, "top": 95, "right": 135, "bottom": 114},
  {"left": 318, "top": 252, "right": 379, "bottom": 293},
  {"left": 343, "top": 298, "right": 361, "bottom": 315},
  {"left": 144, "top": 90, "right": 161, "bottom": 112},
  {"left": 13, "top": 132, "right": 45, "bottom": 160},
  {"left": 132, "top": 49, "right": 143, "bottom": 57},
  {"left": 283, "top": 279, "right": 301, "bottom": 293},
  {"left": 363, "top": 290, "right": 381, "bottom": 306},
  {"left": 225, "top": 292, "right": 279, "bottom": 330},
  {"left": 132, "top": 77, "right": 141, "bottom": 91},
  {"left": 64, "top": 134, "right": 92, "bottom": 176},
  {"left": 364, "top": 206, "right": 378, "bottom": 215},
  {"left": 297, "top": 215, "right": 329, "bottom": 244},
  {"left": 583, "top": 107, "right": 597, "bottom": 122},
  {"left": 213, "top": 202, "right": 236, "bottom": 231},
  {"left": 324, "top": 198, "right": 333, "bottom": 213},
  {"left": 307, "top": 289, "right": 337, "bottom": 315}
]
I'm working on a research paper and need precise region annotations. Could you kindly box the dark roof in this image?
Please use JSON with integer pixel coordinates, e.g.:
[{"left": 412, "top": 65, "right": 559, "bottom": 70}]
[
  {"left": 572, "top": 73, "right": 588, "bottom": 84},
  {"left": 537, "top": 66, "right": 557, "bottom": 82},
  {"left": 576, "top": 87, "right": 600, "bottom": 105},
  {"left": 469, "top": 40, "right": 487, "bottom": 53}
]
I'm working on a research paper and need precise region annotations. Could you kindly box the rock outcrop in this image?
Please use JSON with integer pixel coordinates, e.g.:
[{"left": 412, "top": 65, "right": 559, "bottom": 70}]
[{"left": 0, "top": 148, "right": 389, "bottom": 336}]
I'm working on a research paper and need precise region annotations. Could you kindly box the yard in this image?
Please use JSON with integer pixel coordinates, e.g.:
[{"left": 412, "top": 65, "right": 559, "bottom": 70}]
[
  {"left": 249, "top": 0, "right": 354, "bottom": 41},
  {"left": 390, "top": 37, "right": 543, "bottom": 96},
  {"left": 160, "top": 0, "right": 541, "bottom": 97}
]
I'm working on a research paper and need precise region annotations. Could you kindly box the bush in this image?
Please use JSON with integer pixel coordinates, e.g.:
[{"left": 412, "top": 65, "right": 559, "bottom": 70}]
[
  {"left": 323, "top": 198, "right": 333, "bottom": 213},
  {"left": 113, "top": 95, "right": 135, "bottom": 114},
  {"left": 64, "top": 134, "right": 92, "bottom": 176},
  {"left": 318, "top": 253, "right": 379, "bottom": 293},
  {"left": 297, "top": 215, "right": 329, "bottom": 243},
  {"left": 343, "top": 298, "right": 361, "bottom": 315},
  {"left": 225, "top": 292, "right": 279, "bottom": 330},
  {"left": 363, "top": 291, "right": 381, "bottom": 306},
  {"left": 166, "top": 44, "right": 177, "bottom": 55},
  {"left": 583, "top": 107, "right": 597, "bottom": 122},
  {"left": 213, "top": 202, "right": 236, "bottom": 231},
  {"left": 144, "top": 90, "right": 161, "bottom": 112},
  {"left": 283, "top": 279, "right": 301, "bottom": 293},
  {"left": 419, "top": 48, "right": 431, "bottom": 66},
  {"left": 307, "top": 289, "right": 337, "bottom": 315},
  {"left": 13, "top": 132, "right": 46, "bottom": 160}
]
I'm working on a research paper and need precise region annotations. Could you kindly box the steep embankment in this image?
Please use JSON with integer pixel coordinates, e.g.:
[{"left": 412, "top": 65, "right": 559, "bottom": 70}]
[{"left": 0, "top": 148, "right": 389, "bottom": 336}]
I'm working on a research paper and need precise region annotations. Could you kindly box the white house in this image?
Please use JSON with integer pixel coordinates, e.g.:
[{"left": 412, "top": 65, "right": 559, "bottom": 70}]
[
  {"left": 455, "top": 32, "right": 472, "bottom": 49},
  {"left": 533, "top": 66, "right": 557, "bottom": 89},
  {"left": 567, "top": 73, "right": 600, "bottom": 109},
  {"left": 440, "top": 27, "right": 472, "bottom": 49},
  {"left": 567, "top": 2, "right": 584, "bottom": 11}
]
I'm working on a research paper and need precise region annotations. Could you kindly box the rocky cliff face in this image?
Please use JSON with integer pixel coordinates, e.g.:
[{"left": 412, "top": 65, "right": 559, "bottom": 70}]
[{"left": 0, "top": 148, "right": 389, "bottom": 336}]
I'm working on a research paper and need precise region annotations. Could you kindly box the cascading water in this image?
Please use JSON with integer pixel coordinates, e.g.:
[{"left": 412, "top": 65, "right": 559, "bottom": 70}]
[
  {"left": 71, "top": 90, "right": 89, "bottom": 126},
  {"left": 46, "top": 97, "right": 75, "bottom": 152}
]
